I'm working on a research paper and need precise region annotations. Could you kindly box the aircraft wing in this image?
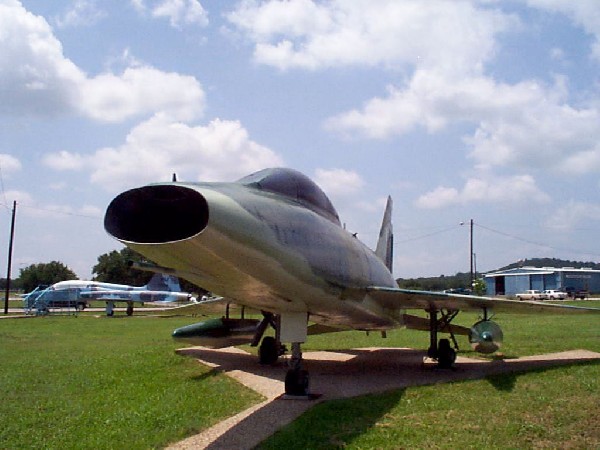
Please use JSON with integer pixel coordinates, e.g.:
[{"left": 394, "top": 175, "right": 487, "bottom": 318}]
[
  {"left": 146, "top": 296, "right": 233, "bottom": 316},
  {"left": 80, "top": 289, "right": 192, "bottom": 303},
  {"left": 363, "top": 287, "right": 600, "bottom": 314}
]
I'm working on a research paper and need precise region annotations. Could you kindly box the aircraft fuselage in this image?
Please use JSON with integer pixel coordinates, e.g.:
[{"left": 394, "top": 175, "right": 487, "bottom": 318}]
[{"left": 105, "top": 174, "right": 399, "bottom": 329}]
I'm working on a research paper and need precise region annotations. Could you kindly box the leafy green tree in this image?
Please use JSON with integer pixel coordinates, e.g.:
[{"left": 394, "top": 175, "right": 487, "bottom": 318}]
[
  {"left": 92, "top": 247, "right": 206, "bottom": 295},
  {"left": 18, "top": 261, "right": 77, "bottom": 292},
  {"left": 92, "top": 247, "right": 150, "bottom": 285},
  {"left": 396, "top": 272, "right": 473, "bottom": 291},
  {"left": 472, "top": 278, "right": 487, "bottom": 296}
]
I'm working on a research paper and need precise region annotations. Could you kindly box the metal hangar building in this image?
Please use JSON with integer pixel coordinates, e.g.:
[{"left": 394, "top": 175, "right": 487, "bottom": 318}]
[{"left": 484, "top": 267, "right": 600, "bottom": 297}]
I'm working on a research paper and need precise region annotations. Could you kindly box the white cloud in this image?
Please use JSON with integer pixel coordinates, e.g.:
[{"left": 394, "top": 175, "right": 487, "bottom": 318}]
[
  {"left": 314, "top": 168, "right": 365, "bottom": 196},
  {"left": 227, "top": 1, "right": 600, "bottom": 179},
  {"left": 0, "top": 1, "right": 84, "bottom": 116},
  {"left": 416, "top": 174, "right": 550, "bottom": 209},
  {"left": 0, "top": 1, "right": 205, "bottom": 121},
  {"left": 0, "top": 154, "right": 22, "bottom": 173},
  {"left": 20, "top": 202, "right": 102, "bottom": 220},
  {"left": 43, "top": 150, "right": 86, "bottom": 171},
  {"left": 3, "top": 189, "right": 33, "bottom": 208},
  {"left": 44, "top": 114, "right": 284, "bottom": 191},
  {"left": 0, "top": 188, "right": 100, "bottom": 219},
  {"left": 227, "top": 0, "right": 516, "bottom": 72},
  {"left": 54, "top": 0, "right": 106, "bottom": 28},
  {"left": 80, "top": 66, "right": 205, "bottom": 122},
  {"left": 151, "top": 0, "right": 208, "bottom": 27},
  {"left": 130, "top": 0, "right": 146, "bottom": 13},
  {"left": 545, "top": 200, "right": 600, "bottom": 231},
  {"left": 328, "top": 69, "right": 600, "bottom": 175}
]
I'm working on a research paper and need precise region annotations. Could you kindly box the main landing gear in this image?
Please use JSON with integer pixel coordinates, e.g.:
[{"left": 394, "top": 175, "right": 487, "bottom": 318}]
[
  {"left": 255, "top": 312, "right": 284, "bottom": 365},
  {"left": 427, "top": 308, "right": 458, "bottom": 369},
  {"left": 258, "top": 336, "right": 279, "bottom": 365}
]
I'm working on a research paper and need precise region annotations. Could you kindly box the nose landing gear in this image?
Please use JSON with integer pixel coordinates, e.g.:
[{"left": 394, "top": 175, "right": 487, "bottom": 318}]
[{"left": 284, "top": 342, "right": 310, "bottom": 397}]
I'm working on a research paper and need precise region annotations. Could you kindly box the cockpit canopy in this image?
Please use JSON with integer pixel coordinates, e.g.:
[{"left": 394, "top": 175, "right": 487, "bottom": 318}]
[{"left": 238, "top": 168, "right": 340, "bottom": 225}]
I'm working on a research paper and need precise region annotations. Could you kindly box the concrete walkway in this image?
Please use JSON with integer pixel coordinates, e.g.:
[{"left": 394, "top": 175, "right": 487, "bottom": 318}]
[{"left": 167, "top": 347, "right": 600, "bottom": 450}]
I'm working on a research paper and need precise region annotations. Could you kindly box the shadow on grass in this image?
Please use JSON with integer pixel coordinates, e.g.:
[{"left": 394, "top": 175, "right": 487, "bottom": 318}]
[
  {"left": 485, "top": 358, "right": 600, "bottom": 392},
  {"left": 258, "top": 390, "right": 406, "bottom": 450},
  {"left": 486, "top": 372, "right": 518, "bottom": 391},
  {"left": 188, "top": 369, "right": 224, "bottom": 382}
]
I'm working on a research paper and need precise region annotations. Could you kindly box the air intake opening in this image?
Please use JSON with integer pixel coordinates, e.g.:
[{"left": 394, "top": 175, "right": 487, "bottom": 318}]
[{"left": 104, "top": 185, "right": 209, "bottom": 243}]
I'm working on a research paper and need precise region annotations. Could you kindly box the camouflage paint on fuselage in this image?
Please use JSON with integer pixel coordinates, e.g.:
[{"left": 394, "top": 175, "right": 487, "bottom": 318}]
[{"left": 105, "top": 168, "right": 400, "bottom": 330}]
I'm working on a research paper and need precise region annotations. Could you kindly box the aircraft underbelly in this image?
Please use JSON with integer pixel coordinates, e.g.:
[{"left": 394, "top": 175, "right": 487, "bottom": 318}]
[{"left": 128, "top": 230, "right": 399, "bottom": 329}]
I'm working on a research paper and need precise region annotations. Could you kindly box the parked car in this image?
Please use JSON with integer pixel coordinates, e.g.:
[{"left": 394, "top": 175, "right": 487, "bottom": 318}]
[
  {"left": 566, "top": 289, "right": 589, "bottom": 300},
  {"left": 443, "top": 288, "right": 472, "bottom": 295},
  {"left": 516, "top": 290, "right": 547, "bottom": 300},
  {"left": 542, "top": 289, "right": 567, "bottom": 300}
]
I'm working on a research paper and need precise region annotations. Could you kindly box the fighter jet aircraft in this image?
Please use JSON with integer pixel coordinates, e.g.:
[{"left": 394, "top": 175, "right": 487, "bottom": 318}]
[
  {"left": 24, "top": 273, "right": 195, "bottom": 316},
  {"left": 104, "top": 167, "right": 600, "bottom": 396}
]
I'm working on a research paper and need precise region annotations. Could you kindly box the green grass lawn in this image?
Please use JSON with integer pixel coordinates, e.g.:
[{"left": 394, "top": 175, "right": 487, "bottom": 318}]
[
  {"left": 0, "top": 316, "right": 262, "bottom": 449},
  {"left": 259, "top": 303, "right": 600, "bottom": 450},
  {"left": 1, "top": 303, "right": 599, "bottom": 449}
]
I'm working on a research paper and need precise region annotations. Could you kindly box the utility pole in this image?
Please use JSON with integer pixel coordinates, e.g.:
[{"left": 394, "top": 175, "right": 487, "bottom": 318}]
[
  {"left": 4, "top": 201, "right": 16, "bottom": 314},
  {"left": 469, "top": 219, "right": 474, "bottom": 289}
]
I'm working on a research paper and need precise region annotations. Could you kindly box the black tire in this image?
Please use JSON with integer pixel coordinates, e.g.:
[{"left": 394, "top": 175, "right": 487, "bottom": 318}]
[
  {"left": 76, "top": 303, "right": 85, "bottom": 311},
  {"left": 126, "top": 305, "right": 134, "bottom": 316},
  {"left": 437, "top": 338, "right": 456, "bottom": 369},
  {"left": 258, "top": 336, "right": 278, "bottom": 365},
  {"left": 285, "top": 369, "right": 310, "bottom": 396}
]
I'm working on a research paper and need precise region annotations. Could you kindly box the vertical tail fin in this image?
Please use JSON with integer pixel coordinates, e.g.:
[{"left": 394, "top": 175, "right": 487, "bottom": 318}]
[
  {"left": 375, "top": 196, "right": 394, "bottom": 272},
  {"left": 146, "top": 273, "right": 182, "bottom": 292}
]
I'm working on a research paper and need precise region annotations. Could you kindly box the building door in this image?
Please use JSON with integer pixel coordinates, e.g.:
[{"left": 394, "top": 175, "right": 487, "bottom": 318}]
[{"left": 495, "top": 277, "right": 505, "bottom": 295}]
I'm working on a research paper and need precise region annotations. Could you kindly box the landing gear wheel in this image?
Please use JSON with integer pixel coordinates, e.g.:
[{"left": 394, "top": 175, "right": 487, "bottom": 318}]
[
  {"left": 126, "top": 304, "right": 134, "bottom": 316},
  {"left": 437, "top": 338, "right": 456, "bottom": 369},
  {"left": 259, "top": 336, "right": 279, "bottom": 365},
  {"left": 285, "top": 369, "right": 310, "bottom": 396}
]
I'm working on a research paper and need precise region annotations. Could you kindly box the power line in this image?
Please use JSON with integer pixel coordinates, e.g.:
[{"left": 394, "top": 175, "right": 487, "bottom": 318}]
[
  {"left": 0, "top": 202, "right": 101, "bottom": 219},
  {"left": 395, "top": 224, "right": 461, "bottom": 244},
  {"left": 474, "top": 222, "right": 600, "bottom": 259}
]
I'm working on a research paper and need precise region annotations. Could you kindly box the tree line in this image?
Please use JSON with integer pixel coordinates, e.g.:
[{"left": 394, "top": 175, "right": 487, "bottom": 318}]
[
  {"left": 396, "top": 257, "right": 600, "bottom": 292},
  {"left": 3, "top": 248, "right": 204, "bottom": 294},
  {"left": 5, "top": 254, "right": 597, "bottom": 294}
]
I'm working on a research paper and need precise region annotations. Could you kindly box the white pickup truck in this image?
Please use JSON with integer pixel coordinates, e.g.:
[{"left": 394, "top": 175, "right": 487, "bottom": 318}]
[{"left": 516, "top": 290, "right": 547, "bottom": 300}]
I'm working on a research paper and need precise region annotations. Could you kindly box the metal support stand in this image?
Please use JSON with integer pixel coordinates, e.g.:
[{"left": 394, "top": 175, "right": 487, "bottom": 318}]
[
  {"left": 289, "top": 342, "right": 302, "bottom": 371},
  {"left": 427, "top": 309, "right": 438, "bottom": 359},
  {"left": 439, "top": 309, "right": 460, "bottom": 350}
]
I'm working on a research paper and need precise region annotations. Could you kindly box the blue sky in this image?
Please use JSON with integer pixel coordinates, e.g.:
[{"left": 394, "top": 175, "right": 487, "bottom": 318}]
[{"left": 1, "top": 0, "right": 600, "bottom": 280}]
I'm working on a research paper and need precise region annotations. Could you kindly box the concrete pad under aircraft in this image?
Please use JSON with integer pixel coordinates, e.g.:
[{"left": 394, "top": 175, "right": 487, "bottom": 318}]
[{"left": 168, "top": 347, "right": 600, "bottom": 450}]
